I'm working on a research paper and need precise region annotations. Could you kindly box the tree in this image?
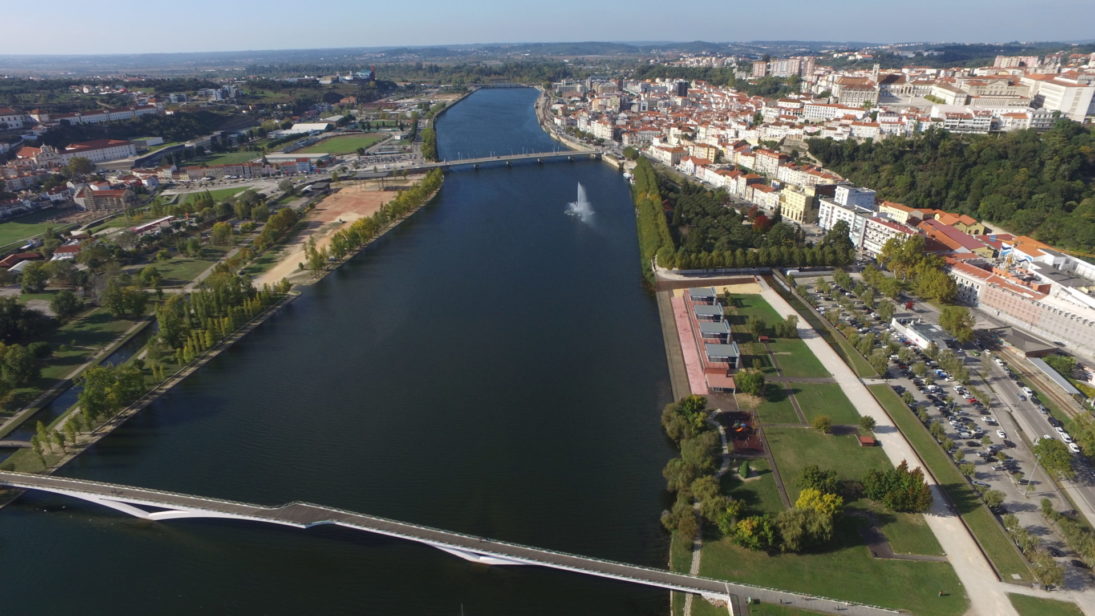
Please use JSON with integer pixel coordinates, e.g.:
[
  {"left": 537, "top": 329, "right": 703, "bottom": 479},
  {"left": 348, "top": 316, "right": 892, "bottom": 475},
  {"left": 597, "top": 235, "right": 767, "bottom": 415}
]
[
  {"left": 939, "top": 305, "right": 976, "bottom": 344},
  {"left": 736, "top": 370, "right": 766, "bottom": 396},
  {"left": 101, "top": 280, "right": 148, "bottom": 319},
  {"left": 20, "top": 261, "right": 49, "bottom": 294},
  {"left": 812, "top": 415, "right": 833, "bottom": 434},
  {"left": 798, "top": 464, "right": 839, "bottom": 495},
  {"left": 211, "top": 221, "right": 233, "bottom": 246},
  {"left": 681, "top": 431, "right": 720, "bottom": 474},
  {"left": 795, "top": 487, "right": 844, "bottom": 517},
  {"left": 64, "top": 157, "right": 94, "bottom": 177},
  {"left": 877, "top": 300, "right": 895, "bottom": 322},
  {"left": 982, "top": 489, "right": 1005, "bottom": 510},
  {"left": 733, "top": 515, "right": 779, "bottom": 551},
  {"left": 139, "top": 265, "right": 163, "bottom": 290},
  {"left": 776, "top": 506, "right": 834, "bottom": 552},
  {"left": 1034, "top": 437, "right": 1075, "bottom": 480},
  {"left": 863, "top": 460, "right": 933, "bottom": 512},
  {"left": 859, "top": 416, "right": 876, "bottom": 432},
  {"left": 50, "top": 289, "right": 83, "bottom": 321}
]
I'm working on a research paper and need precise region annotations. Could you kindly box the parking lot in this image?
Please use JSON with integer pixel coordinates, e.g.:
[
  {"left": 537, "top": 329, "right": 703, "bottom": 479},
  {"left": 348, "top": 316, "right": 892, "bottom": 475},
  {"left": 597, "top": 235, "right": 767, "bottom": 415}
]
[{"left": 801, "top": 274, "right": 1094, "bottom": 588}]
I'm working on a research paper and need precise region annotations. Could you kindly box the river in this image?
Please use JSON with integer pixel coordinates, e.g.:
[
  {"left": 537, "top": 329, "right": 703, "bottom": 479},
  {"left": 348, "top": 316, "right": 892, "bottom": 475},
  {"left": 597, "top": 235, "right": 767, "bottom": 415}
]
[{"left": 1, "top": 88, "right": 675, "bottom": 615}]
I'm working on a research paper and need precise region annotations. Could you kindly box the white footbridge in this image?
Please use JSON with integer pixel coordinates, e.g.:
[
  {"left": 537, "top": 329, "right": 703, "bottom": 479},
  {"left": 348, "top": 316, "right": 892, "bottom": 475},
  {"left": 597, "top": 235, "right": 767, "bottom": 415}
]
[{"left": 0, "top": 471, "right": 897, "bottom": 616}]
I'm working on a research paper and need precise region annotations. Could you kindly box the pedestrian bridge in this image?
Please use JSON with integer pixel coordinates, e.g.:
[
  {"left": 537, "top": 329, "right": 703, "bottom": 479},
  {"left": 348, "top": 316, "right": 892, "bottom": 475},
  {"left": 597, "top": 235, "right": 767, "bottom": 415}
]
[{"left": 0, "top": 471, "right": 895, "bottom": 616}]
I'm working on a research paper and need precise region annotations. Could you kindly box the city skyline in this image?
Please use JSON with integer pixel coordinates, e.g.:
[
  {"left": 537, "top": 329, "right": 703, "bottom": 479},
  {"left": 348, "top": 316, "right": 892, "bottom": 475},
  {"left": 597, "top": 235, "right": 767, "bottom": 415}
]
[{"left": 3, "top": 0, "right": 1095, "bottom": 55}]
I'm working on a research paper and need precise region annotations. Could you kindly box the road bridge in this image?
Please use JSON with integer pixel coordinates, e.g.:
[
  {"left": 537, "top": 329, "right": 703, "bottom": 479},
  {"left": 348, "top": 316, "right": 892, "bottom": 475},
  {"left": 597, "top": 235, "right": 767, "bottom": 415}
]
[
  {"left": 0, "top": 471, "right": 896, "bottom": 616},
  {"left": 355, "top": 150, "right": 604, "bottom": 178}
]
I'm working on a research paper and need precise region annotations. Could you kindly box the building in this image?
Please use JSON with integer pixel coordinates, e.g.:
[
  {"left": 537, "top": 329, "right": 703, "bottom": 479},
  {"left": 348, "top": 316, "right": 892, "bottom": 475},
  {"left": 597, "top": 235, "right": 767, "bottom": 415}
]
[
  {"left": 833, "top": 185, "right": 876, "bottom": 209},
  {"left": 1022, "top": 74, "right": 1095, "bottom": 122},
  {"left": 0, "top": 107, "right": 27, "bottom": 130},
  {"left": 817, "top": 197, "right": 875, "bottom": 248},
  {"left": 891, "top": 318, "right": 949, "bottom": 351},
  {"left": 780, "top": 184, "right": 823, "bottom": 225},
  {"left": 75, "top": 188, "right": 136, "bottom": 212},
  {"left": 63, "top": 139, "right": 137, "bottom": 164},
  {"left": 861, "top": 217, "right": 916, "bottom": 258}
]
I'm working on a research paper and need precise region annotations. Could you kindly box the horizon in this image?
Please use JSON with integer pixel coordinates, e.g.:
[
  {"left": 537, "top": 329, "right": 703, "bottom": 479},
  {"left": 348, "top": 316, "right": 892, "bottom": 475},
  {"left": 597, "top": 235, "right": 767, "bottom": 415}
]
[
  {"left": 0, "top": 37, "right": 1093, "bottom": 59},
  {"left": 5, "top": 0, "right": 1095, "bottom": 56}
]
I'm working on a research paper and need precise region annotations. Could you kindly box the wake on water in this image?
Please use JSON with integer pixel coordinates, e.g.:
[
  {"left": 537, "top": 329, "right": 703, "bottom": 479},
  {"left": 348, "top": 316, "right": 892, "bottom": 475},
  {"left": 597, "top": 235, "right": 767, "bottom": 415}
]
[{"left": 565, "top": 183, "right": 594, "bottom": 223}]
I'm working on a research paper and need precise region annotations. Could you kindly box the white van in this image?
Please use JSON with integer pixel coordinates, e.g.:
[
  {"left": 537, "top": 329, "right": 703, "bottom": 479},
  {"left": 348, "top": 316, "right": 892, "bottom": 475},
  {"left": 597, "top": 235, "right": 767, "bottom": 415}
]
[{"left": 1021, "top": 387, "right": 1034, "bottom": 397}]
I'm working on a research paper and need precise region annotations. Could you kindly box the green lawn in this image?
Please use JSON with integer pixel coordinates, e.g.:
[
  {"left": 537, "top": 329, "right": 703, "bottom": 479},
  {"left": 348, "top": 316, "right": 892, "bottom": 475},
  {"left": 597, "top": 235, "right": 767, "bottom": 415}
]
[
  {"left": 669, "top": 533, "right": 693, "bottom": 616},
  {"left": 868, "top": 384, "right": 1033, "bottom": 582},
  {"left": 1008, "top": 594, "right": 1084, "bottom": 616},
  {"left": 0, "top": 208, "right": 76, "bottom": 251},
  {"left": 765, "top": 425, "right": 892, "bottom": 489},
  {"left": 866, "top": 501, "right": 945, "bottom": 556},
  {"left": 180, "top": 187, "right": 246, "bottom": 205},
  {"left": 726, "top": 293, "right": 784, "bottom": 327},
  {"left": 767, "top": 337, "right": 830, "bottom": 378},
  {"left": 147, "top": 247, "right": 229, "bottom": 286},
  {"left": 697, "top": 517, "right": 968, "bottom": 616},
  {"left": 754, "top": 385, "right": 800, "bottom": 424},
  {"left": 295, "top": 134, "right": 385, "bottom": 154},
  {"left": 725, "top": 458, "right": 785, "bottom": 516},
  {"left": 792, "top": 383, "right": 861, "bottom": 425},
  {"left": 191, "top": 151, "right": 260, "bottom": 166}
]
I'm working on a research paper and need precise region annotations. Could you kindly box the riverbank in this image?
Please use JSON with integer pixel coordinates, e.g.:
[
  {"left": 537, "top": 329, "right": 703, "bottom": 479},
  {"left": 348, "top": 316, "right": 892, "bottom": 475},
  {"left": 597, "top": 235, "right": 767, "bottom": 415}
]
[{"left": 0, "top": 290, "right": 297, "bottom": 492}]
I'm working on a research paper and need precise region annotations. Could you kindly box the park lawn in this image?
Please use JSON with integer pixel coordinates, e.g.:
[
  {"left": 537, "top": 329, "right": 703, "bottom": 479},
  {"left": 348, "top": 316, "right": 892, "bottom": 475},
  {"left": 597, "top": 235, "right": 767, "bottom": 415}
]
[
  {"left": 765, "top": 425, "right": 892, "bottom": 489},
  {"left": 865, "top": 501, "right": 945, "bottom": 556},
  {"left": 697, "top": 516, "right": 968, "bottom": 616},
  {"left": 38, "top": 308, "right": 146, "bottom": 382},
  {"left": 296, "top": 134, "right": 385, "bottom": 154},
  {"left": 740, "top": 340, "right": 776, "bottom": 373},
  {"left": 725, "top": 457, "right": 785, "bottom": 516},
  {"left": 792, "top": 383, "right": 861, "bottom": 425},
  {"left": 152, "top": 246, "right": 229, "bottom": 286},
  {"left": 181, "top": 187, "right": 246, "bottom": 205},
  {"left": 718, "top": 604, "right": 826, "bottom": 616},
  {"left": 725, "top": 293, "right": 784, "bottom": 328},
  {"left": 192, "top": 151, "right": 260, "bottom": 166},
  {"left": 766, "top": 337, "right": 829, "bottom": 378},
  {"left": 754, "top": 385, "right": 800, "bottom": 424},
  {"left": 1008, "top": 594, "right": 1084, "bottom": 616},
  {"left": 869, "top": 384, "right": 1033, "bottom": 582},
  {"left": 0, "top": 208, "right": 75, "bottom": 251}
]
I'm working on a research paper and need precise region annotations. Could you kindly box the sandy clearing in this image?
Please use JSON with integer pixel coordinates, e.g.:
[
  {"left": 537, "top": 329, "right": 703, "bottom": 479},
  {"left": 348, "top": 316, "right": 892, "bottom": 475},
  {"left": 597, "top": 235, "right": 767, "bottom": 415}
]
[{"left": 253, "top": 177, "right": 420, "bottom": 287}]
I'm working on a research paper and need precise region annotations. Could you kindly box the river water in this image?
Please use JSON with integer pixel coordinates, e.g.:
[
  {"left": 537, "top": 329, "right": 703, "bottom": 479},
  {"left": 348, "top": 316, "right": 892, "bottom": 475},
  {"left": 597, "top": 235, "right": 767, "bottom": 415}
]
[{"left": 1, "top": 88, "right": 674, "bottom": 615}]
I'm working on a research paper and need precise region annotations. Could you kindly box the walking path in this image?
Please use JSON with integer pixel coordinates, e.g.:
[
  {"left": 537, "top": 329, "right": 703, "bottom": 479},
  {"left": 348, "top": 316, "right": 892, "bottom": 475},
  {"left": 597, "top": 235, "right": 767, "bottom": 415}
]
[
  {"left": 684, "top": 412, "right": 736, "bottom": 616},
  {"left": 756, "top": 277, "right": 1022, "bottom": 616},
  {"left": 670, "top": 293, "right": 708, "bottom": 396}
]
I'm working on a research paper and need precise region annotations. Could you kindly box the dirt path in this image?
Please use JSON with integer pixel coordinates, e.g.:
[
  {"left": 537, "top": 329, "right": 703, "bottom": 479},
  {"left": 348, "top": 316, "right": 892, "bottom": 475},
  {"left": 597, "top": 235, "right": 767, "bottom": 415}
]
[{"left": 254, "top": 178, "right": 420, "bottom": 288}]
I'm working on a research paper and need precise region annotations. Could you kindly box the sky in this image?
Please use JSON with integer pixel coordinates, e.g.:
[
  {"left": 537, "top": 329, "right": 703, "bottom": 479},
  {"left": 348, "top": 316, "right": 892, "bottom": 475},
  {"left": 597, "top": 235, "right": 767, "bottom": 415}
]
[{"left": 3, "top": 0, "right": 1094, "bottom": 55}]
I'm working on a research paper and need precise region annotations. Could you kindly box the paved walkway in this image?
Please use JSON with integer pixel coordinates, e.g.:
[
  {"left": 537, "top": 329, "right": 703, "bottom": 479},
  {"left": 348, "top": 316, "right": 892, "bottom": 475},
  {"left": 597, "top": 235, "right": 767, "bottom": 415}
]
[
  {"left": 757, "top": 277, "right": 1021, "bottom": 616},
  {"left": 670, "top": 294, "right": 708, "bottom": 395}
]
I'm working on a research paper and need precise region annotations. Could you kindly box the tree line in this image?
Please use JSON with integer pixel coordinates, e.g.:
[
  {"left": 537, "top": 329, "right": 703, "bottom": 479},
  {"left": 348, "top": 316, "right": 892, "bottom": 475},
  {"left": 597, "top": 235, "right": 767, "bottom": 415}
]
[{"left": 807, "top": 122, "right": 1095, "bottom": 253}]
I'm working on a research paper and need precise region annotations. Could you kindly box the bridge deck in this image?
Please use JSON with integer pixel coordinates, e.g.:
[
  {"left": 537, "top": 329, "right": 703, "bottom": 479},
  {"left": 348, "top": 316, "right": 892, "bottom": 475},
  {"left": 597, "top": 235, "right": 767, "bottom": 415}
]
[{"left": 0, "top": 471, "right": 895, "bottom": 616}]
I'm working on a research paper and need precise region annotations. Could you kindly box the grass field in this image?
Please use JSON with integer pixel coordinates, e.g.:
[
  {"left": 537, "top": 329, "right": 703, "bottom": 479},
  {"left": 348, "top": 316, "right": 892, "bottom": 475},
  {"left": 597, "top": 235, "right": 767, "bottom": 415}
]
[
  {"left": 180, "top": 187, "right": 245, "bottom": 205},
  {"left": 754, "top": 385, "right": 800, "bottom": 424},
  {"left": 190, "top": 151, "right": 261, "bottom": 166},
  {"left": 793, "top": 383, "right": 861, "bottom": 425},
  {"left": 697, "top": 517, "right": 967, "bottom": 616},
  {"left": 295, "top": 134, "right": 385, "bottom": 154},
  {"left": 765, "top": 425, "right": 892, "bottom": 489},
  {"left": 147, "top": 246, "right": 229, "bottom": 286},
  {"left": 0, "top": 208, "right": 76, "bottom": 250},
  {"left": 869, "top": 384, "right": 1033, "bottom": 582},
  {"left": 867, "top": 501, "right": 945, "bottom": 556},
  {"left": 766, "top": 337, "right": 830, "bottom": 378},
  {"left": 725, "top": 458, "right": 785, "bottom": 515},
  {"left": 1008, "top": 594, "right": 1084, "bottom": 616},
  {"left": 726, "top": 293, "right": 784, "bottom": 327}
]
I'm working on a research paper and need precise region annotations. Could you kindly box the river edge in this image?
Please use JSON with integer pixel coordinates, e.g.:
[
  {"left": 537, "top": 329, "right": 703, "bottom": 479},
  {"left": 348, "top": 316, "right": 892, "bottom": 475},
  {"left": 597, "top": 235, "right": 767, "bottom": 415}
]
[{"left": 0, "top": 174, "right": 445, "bottom": 504}]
